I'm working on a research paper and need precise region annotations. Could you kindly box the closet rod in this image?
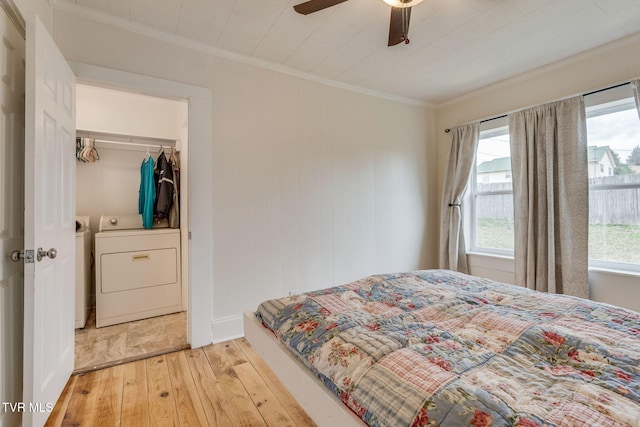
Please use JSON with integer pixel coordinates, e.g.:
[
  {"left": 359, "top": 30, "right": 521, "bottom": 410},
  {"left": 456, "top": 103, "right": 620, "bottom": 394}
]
[{"left": 90, "top": 139, "right": 173, "bottom": 150}]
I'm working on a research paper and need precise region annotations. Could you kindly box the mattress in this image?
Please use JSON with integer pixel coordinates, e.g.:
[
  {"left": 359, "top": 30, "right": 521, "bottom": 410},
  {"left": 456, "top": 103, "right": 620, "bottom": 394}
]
[{"left": 256, "top": 270, "right": 640, "bottom": 427}]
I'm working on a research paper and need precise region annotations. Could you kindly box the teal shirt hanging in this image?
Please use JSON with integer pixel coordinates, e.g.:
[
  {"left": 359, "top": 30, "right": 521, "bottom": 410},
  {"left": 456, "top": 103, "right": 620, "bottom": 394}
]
[{"left": 139, "top": 156, "right": 156, "bottom": 229}]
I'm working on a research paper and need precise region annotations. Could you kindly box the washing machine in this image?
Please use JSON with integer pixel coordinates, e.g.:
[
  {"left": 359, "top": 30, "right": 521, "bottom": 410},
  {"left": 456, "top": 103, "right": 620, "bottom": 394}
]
[
  {"left": 95, "top": 214, "right": 181, "bottom": 328},
  {"left": 75, "top": 216, "right": 92, "bottom": 328}
]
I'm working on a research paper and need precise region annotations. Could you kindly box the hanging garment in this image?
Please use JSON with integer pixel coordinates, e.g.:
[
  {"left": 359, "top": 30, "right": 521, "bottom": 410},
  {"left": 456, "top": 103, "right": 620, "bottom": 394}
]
[
  {"left": 168, "top": 150, "right": 180, "bottom": 229},
  {"left": 139, "top": 155, "right": 156, "bottom": 229},
  {"left": 154, "top": 152, "right": 174, "bottom": 220}
]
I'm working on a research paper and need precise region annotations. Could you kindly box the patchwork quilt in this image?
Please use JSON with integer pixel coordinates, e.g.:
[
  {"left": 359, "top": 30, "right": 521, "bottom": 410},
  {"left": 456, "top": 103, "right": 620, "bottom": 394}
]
[{"left": 256, "top": 270, "right": 640, "bottom": 427}]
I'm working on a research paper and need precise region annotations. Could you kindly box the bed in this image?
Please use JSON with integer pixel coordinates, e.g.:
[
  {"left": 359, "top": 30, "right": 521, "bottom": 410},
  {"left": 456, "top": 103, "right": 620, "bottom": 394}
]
[{"left": 244, "top": 269, "right": 640, "bottom": 427}]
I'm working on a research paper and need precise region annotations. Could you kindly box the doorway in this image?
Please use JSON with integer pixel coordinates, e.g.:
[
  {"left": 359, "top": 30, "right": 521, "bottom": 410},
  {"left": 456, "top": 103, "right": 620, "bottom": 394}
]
[
  {"left": 73, "top": 84, "right": 190, "bottom": 372},
  {"left": 4, "top": 11, "right": 213, "bottom": 422},
  {"left": 70, "top": 62, "right": 213, "bottom": 351}
]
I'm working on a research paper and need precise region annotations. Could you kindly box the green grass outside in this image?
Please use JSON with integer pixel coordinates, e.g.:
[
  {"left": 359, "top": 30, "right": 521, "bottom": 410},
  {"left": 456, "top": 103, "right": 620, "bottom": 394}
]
[{"left": 476, "top": 218, "right": 640, "bottom": 264}]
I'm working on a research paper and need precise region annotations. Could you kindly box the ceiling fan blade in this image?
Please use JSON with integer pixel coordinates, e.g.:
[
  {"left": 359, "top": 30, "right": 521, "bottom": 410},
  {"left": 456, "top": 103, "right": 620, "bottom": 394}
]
[
  {"left": 388, "top": 6, "right": 411, "bottom": 46},
  {"left": 293, "top": 0, "right": 349, "bottom": 15}
]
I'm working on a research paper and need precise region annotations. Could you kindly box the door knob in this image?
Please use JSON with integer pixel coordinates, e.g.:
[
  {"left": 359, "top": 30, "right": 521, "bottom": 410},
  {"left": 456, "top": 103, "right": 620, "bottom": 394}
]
[
  {"left": 37, "top": 247, "right": 57, "bottom": 262},
  {"left": 11, "top": 250, "right": 24, "bottom": 262}
]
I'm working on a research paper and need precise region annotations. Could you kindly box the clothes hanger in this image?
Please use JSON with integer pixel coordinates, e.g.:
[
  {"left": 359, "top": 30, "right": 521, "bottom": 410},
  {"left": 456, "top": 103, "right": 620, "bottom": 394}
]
[
  {"left": 88, "top": 138, "right": 99, "bottom": 162},
  {"left": 169, "top": 146, "right": 178, "bottom": 166},
  {"left": 81, "top": 137, "right": 92, "bottom": 161},
  {"left": 76, "top": 138, "right": 86, "bottom": 162},
  {"left": 93, "top": 139, "right": 100, "bottom": 161}
]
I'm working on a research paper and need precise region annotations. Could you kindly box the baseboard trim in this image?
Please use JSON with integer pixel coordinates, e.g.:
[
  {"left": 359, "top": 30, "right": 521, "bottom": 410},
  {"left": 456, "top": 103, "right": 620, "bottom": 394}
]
[{"left": 211, "top": 315, "right": 244, "bottom": 343}]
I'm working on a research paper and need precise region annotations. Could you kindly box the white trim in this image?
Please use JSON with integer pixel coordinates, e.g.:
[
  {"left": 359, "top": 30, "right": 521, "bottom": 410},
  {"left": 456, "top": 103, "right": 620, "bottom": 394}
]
[
  {"left": 589, "top": 259, "right": 640, "bottom": 275},
  {"left": 211, "top": 315, "right": 244, "bottom": 343},
  {"left": 469, "top": 124, "right": 514, "bottom": 256},
  {"left": 588, "top": 265, "right": 640, "bottom": 279},
  {"left": 69, "top": 62, "right": 214, "bottom": 348},
  {"left": 52, "top": 0, "right": 429, "bottom": 108},
  {"left": 0, "top": 0, "right": 25, "bottom": 37}
]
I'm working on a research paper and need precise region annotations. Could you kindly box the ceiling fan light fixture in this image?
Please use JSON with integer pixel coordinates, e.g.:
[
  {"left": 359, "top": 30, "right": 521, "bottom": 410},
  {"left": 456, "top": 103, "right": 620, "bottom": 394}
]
[{"left": 382, "top": 0, "right": 423, "bottom": 8}]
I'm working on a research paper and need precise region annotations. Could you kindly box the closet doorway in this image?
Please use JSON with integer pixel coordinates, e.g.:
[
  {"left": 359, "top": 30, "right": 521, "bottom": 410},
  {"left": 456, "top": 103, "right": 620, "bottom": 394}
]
[{"left": 73, "top": 84, "right": 191, "bottom": 373}]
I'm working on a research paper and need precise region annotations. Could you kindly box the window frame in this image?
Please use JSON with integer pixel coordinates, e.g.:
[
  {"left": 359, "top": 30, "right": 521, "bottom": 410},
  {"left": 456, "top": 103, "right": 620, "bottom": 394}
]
[
  {"left": 465, "top": 84, "right": 640, "bottom": 275},
  {"left": 585, "top": 85, "right": 640, "bottom": 274},
  {"left": 467, "top": 118, "right": 514, "bottom": 257}
]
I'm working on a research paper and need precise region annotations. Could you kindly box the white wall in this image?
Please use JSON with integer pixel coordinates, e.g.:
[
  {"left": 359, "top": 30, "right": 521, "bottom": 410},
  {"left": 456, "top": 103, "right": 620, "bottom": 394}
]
[
  {"left": 436, "top": 31, "right": 640, "bottom": 312},
  {"left": 52, "top": 9, "right": 437, "bottom": 340},
  {"left": 76, "top": 84, "right": 186, "bottom": 141}
]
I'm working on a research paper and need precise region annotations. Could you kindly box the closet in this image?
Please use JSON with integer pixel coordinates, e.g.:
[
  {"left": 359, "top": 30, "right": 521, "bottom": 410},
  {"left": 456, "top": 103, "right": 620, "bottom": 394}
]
[{"left": 74, "top": 84, "right": 190, "bottom": 372}]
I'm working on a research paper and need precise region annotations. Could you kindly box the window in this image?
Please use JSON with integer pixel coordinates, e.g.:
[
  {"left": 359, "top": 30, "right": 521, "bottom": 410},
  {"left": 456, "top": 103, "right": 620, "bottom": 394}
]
[
  {"left": 466, "top": 84, "right": 640, "bottom": 272},
  {"left": 469, "top": 120, "right": 514, "bottom": 254},
  {"left": 585, "top": 85, "right": 640, "bottom": 272}
]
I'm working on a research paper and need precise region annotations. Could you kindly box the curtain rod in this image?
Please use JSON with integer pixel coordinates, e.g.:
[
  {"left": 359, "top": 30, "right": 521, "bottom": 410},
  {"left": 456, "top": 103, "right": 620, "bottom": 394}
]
[
  {"left": 443, "top": 80, "right": 634, "bottom": 134},
  {"left": 444, "top": 115, "right": 506, "bottom": 133},
  {"left": 583, "top": 81, "right": 629, "bottom": 97}
]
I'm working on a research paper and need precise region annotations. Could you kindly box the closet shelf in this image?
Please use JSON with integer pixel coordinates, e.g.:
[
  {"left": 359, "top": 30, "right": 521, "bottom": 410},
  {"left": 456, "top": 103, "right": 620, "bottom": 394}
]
[{"left": 76, "top": 129, "right": 179, "bottom": 153}]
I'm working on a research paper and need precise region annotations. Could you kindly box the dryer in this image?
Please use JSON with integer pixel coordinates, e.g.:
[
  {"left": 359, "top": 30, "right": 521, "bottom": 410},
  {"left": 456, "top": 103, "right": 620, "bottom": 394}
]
[
  {"left": 95, "top": 214, "right": 181, "bottom": 328},
  {"left": 75, "top": 216, "right": 92, "bottom": 328}
]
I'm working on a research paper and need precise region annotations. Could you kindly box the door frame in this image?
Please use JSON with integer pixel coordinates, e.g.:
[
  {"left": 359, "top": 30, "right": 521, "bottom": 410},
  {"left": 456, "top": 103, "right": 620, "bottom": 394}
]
[{"left": 70, "top": 62, "right": 213, "bottom": 348}]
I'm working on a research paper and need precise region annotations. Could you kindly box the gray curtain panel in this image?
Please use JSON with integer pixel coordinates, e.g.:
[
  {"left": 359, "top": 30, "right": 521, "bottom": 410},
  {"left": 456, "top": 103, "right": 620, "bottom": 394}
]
[
  {"left": 509, "top": 96, "right": 589, "bottom": 298},
  {"left": 632, "top": 79, "right": 640, "bottom": 119},
  {"left": 439, "top": 123, "right": 479, "bottom": 274}
]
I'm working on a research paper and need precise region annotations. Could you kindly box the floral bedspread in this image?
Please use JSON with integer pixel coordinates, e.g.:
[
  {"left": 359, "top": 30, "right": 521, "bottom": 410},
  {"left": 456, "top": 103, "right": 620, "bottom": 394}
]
[{"left": 256, "top": 270, "right": 640, "bottom": 427}]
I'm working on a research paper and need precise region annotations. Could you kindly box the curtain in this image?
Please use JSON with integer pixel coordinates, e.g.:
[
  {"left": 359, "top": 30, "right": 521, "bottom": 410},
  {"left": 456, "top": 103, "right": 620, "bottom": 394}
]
[
  {"left": 509, "top": 96, "right": 589, "bottom": 298},
  {"left": 439, "top": 123, "right": 480, "bottom": 274},
  {"left": 632, "top": 79, "right": 640, "bottom": 120}
]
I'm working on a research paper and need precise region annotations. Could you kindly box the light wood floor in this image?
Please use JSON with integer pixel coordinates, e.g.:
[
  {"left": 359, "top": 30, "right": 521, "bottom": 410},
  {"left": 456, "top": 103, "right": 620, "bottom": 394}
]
[{"left": 46, "top": 338, "right": 316, "bottom": 426}]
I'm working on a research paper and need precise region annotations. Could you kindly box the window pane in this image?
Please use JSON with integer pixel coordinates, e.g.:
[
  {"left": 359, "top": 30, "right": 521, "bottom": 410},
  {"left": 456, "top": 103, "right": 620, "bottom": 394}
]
[
  {"left": 472, "top": 127, "right": 514, "bottom": 252},
  {"left": 585, "top": 96, "right": 640, "bottom": 268},
  {"left": 474, "top": 194, "right": 514, "bottom": 251},
  {"left": 589, "top": 188, "right": 640, "bottom": 265},
  {"left": 476, "top": 133, "right": 511, "bottom": 188}
]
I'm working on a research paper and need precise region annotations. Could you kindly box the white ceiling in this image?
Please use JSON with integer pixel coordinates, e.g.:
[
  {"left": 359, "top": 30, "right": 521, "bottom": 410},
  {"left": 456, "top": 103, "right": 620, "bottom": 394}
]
[{"left": 56, "top": 0, "right": 640, "bottom": 104}]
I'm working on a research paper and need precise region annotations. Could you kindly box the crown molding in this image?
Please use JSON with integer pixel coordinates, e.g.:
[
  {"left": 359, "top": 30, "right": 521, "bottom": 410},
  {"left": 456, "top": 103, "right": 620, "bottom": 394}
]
[
  {"left": 53, "top": 0, "right": 430, "bottom": 108},
  {"left": 1, "top": 0, "right": 25, "bottom": 36}
]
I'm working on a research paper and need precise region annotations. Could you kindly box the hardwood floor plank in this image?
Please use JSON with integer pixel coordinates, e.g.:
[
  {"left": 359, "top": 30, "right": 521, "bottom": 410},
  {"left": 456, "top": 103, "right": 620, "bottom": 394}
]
[
  {"left": 236, "top": 338, "right": 316, "bottom": 426},
  {"left": 52, "top": 339, "right": 315, "bottom": 427},
  {"left": 121, "top": 360, "right": 150, "bottom": 427},
  {"left": 61, "top": 370, "right": 101, "bottom": 426},
  {"left": 234, "top": 361, "right": 296, "bottom": 426},
  {"left": 203, "top": 343, "right": 266, "bottom": 426},
  {"left": 145, "top": 355, "right": 179, "bottom": 427},
  {"left": 219, "top": 339, "right": 248, "bottom": 366},
  {"left": 165, "top": 351, "right": 209, "bottom": 426},
  {"left": 95, "top": 364, "right": 125, "bottom": 426},
  {"left": 183, "top": 348, "right": 236, "bottom": 426},
  {"left": 44, "top": 374, "right": 77, "bottom": 427}
]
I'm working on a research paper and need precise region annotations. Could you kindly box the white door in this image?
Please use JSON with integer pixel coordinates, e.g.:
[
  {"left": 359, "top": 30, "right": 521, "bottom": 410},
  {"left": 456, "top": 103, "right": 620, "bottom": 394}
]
[
  {"left": 22, "top": 15, "right": 76, "bottom": 427},
  {"left": 0, "top": 6, "right": 26, "bottom": 427}
]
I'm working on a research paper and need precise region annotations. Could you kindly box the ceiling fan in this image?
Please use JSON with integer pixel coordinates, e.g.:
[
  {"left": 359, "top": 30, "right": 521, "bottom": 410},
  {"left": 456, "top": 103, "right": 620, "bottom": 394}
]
[{"left": 293, "top": 0, "right": 423, "bottom": 47}]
